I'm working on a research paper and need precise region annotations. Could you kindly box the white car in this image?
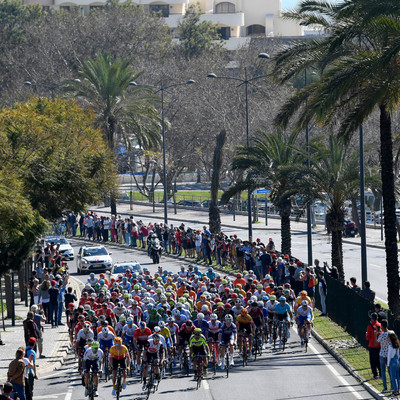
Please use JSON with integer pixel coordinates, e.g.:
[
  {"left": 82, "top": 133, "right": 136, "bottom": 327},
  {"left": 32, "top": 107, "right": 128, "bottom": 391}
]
[
  {"left": 45, "top": 236, "right": 74, "bottom": 260},
  {"left": 109, "top": 262, "right": 142, "bottom": 280},
  {"left": 76, "top": 245, "right": 112, "bottom": 274}
]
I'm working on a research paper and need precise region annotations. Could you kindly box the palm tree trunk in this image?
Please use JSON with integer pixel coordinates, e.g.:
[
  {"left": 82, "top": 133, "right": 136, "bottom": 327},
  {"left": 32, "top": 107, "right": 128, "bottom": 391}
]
[
  {"left": 331, "top": 229, "right": 344, "bottom": 283},
  {"left": 279, "top": 200, "right": 291, "bottom": 255},
  {"left": 107, "top": 117, "right": 117, "bottom": 216},
  {"left": 379, "top": 105, "right": 400, "bottom": 317},
  {"left": 209, "top": 130, "right": 226, "bottom": 234}
]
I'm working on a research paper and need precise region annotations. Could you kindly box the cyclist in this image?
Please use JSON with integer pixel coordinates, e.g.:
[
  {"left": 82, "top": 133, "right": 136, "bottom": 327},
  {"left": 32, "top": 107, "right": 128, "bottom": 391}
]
[
  {"left": 296, "top": 300, "right": 314, "bottom": 346},
  {"left": 189, "top": 328, "right": 209, "bottom": 379},
  {"left": 76, "top": 323, "right": 94, "bottom": 371},
  {"left": 133, "top": 321, "right": 152, "bottom": 375},
  {"left": 83, "top": 341, "right": 103, "bottom": 397},
  {"left": 122, "top": 317, "right": 137, "bottom": 349},
  {"left": 178, "top": 320, "right": 195, "bottom": 366},
  {"left": 207, "top": 313, "right": 222, "bottom": 367},
  {"left": 219, "top": 314, "right": 237, "bottom": 368},
  {"left": 275, "top": 296, "right": 293, "bottom": 348},
  {"left": 193, "top": 313, "right": 209, "bottom": 336},
  {"left": 141, "top": 334, "right": 164, "bottom": 391},
  {"left": 265, "top": 295, "right": 277, "bottom": 344},
  {"left": 236, "top": 308, "right": 255, "bottom": 355},
  {"left": 109, "top": 337, "right": 130, "bottom": 396}
]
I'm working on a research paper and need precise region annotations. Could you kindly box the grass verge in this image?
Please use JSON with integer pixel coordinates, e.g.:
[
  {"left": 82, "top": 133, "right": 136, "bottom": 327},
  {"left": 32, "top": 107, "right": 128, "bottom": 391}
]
[{"left": 313, "top": 309, "right": 386, "bottom": 394}]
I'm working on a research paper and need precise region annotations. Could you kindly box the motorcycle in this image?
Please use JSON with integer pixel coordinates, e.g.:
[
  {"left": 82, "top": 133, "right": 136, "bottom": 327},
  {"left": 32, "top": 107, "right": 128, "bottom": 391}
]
[
  {"left": 149, "top": 239, "right": 162, "bottom": 264},
  {"left": 343, "top": 220, "right": 358, "bottom": 238}
]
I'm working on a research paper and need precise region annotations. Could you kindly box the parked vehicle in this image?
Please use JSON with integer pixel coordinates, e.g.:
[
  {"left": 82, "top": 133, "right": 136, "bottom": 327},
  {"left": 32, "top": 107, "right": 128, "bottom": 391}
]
[{"left": 343, "top": 220, "right": 358, "bottom": 238}]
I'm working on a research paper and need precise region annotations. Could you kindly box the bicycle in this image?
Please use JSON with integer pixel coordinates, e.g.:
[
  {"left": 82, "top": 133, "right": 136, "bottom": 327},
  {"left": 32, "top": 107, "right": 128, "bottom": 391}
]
[
  {"left": 209, "top": 339, "right": 219, "bottom": 375},
  {"left": 180, "top": 344, "right": 190, "bottom": 377},
  {"left": 271, "top": 319, "right": 278, "bottom": 350},
  {"left": 126, "top": 342, "right": 135, "bottom": 377},
  {"left": 252, "top": 329, "right": 263, "bottom": 360},
  {"left": 238, "top": 333, "right": 249, "bottom": 367},
  {"left": 115, "top": 365, "right": 123, "bottom": 400},
  {"left": 279, "top": 320, "right": 290, "bottom": 351},
  {"left": 103, "top": 348, "right": 110, "bottom": 382},
  {"left": 298, "top": 321, "right": 312, "bottom": 352},
  {"left": 220, "top": 343, "right": 231, "bottom": 378},
  {"left": 87, "top": 370, "right": 95, "bottom": 400},
  {"left": 194, "top": 354, "right": 207, "bottom": 389},
  {"left": 145, "top": 359, "right": 156, "bottom": 400}
]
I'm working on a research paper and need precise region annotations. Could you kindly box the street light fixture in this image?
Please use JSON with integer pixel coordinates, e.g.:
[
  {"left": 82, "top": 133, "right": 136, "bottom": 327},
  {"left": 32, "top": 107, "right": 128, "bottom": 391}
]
[
  {"left": 128, "top": 79, "right": 195, "bottom": 225},
  {"left": 207, "top": 53, "right": 270, "bottom": 242},
  {"left": 23, "top": 81, "right": 57, "bottom": 100}
]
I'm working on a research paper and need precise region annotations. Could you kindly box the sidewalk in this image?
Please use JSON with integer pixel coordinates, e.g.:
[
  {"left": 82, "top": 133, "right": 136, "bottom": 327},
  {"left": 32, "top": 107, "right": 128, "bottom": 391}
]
[
  {"left": 90, "top": 201, "right": 386, "bottom": 251},
  {"left": 0, "top": 276, "right": 83, "bottom": 383}
]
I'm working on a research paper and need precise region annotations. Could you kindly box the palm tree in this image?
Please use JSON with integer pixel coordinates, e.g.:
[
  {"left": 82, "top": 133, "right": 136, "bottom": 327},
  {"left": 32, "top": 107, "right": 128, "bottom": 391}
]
[
  {"left": 64, "top": 52, "right": 161, "bottom": 215},
  {"left": 270, "top": 0, "right": 400, "bottom": 316},
  {"left": 291, "top": 134, "right": 380, "bottom": 283},
  {"left": 221, "top": 130, "right": 302, "bottom": 255}
]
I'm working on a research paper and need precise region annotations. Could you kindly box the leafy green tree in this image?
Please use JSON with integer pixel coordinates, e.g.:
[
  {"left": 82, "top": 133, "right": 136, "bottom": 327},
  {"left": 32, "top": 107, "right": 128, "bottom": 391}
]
[
  {"left": 64, "top": 52, "right": 161, "bottom": 215},
  {"left": 0, "top": 97, "right": 117, "bottom": 220},
  {"left": 222, "top": 130, "right": 302, "bottom": 255},
  {"left": 178, "top": 3, "right": 223, "bottom": 59},
  {"left": 0, "top": 168, "right": 47, "bottom": 276},
  {"left": 271, "top": 0, "right": 400, "bottom": 316}
]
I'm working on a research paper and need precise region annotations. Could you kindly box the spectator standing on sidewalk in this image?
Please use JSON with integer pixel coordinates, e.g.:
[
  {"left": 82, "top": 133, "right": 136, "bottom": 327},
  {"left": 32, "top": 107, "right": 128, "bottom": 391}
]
[
  {"left": 387, "top": 332, "right": 400, "bottom": 397},
  {"left": 347, "top": 277, "right": 361, "bottom": 293},
  {"left": 48, "top": 280, "right": 59, "bottom": 328},
  {"left": 24, "top": 339, "right": 37, "bottom": 400},
  {"left": 38, "top": 280, "right": 50, "bottom": 322},
  {"left": 360, "top": 281, "right": 375, "bottom": 302},
  {"left": 376, "top": 320, "right": 390, "bottom": 394},
  {"left": 374, "top": 304, "right": 387, "bottom": 323},
  {"left": 318, "top": 270, "right": 327, "bottom": 315},
  {"left": 7, "top": 348, "right": 26, "bottom": 400},
  {"left": 366, "top": 312, "right": 382, "bottom": 379},
  {"left": 23, "top": 313, "right": 39, "bottom": 350}
]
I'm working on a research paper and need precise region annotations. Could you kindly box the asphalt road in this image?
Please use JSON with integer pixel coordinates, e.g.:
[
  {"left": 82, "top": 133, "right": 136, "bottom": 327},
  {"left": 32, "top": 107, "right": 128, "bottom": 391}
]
[{"left": 32, "top": 240, "right": 373, "bottom": 400}]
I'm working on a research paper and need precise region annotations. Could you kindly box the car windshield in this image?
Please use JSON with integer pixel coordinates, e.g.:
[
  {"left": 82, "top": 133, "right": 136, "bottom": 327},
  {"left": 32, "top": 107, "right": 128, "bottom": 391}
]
[
  {"left": 113, "top": 264, "right": 140, "bottom": 274},
  {"left": 46, "top": 237, "right": 68, "bottom": 245},
  {"left": 83, "top": 248, "right": 108, "bottom": 257}
]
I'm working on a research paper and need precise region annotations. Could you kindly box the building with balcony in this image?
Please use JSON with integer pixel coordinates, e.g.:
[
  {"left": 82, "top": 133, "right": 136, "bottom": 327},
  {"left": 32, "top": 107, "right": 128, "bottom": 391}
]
[{"left": 22, "top": 0, "right": 304, "bottom": 49}]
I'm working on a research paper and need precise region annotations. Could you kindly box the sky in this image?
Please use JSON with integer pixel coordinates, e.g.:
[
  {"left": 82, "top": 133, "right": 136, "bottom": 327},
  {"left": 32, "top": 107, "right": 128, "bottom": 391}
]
[{"left": 282, "top": 0, "right": 338, "bottom": 10}]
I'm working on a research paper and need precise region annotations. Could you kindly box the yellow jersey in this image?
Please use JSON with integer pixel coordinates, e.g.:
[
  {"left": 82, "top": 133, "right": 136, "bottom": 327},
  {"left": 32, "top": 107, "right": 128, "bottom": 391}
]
[
  {"left": 236, "top": 314, "right": 254, "bottom": 325},
  {"left": 109, "top": 344, "right": 129, "bottom": 360}
]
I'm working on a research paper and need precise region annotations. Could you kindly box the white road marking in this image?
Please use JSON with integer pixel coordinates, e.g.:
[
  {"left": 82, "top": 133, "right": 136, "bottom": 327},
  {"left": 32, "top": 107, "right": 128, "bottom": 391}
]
[
  {"left": 64, "top": 392, "right": 72, "bottom": 400},
  {"left": 33, "top": 394, "right": 67, "bottom": 399},
  {"left": 308, "top": 342, "right": 364, "bottom": 399}
]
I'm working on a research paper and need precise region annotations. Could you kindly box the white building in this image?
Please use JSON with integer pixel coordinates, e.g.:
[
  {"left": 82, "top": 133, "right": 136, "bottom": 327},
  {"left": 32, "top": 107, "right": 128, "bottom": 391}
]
[{"left": 22, "top": 0, "right": 304, "bottom": 49}]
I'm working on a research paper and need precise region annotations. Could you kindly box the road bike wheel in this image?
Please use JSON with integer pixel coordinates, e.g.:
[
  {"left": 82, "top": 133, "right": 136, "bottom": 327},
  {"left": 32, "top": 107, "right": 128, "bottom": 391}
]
[
  {"left": 183, "top": 352, "right": 189, "bottom": 377},
  {"left": 225, "top": 351, "right": 229, "bottom": 379},
  {"left": 116, "top": 376, "right": 121, "bottom": 400}
]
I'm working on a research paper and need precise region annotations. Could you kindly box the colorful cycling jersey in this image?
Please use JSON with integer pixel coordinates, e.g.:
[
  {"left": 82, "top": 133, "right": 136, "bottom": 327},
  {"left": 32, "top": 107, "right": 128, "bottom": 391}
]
[
  {"left": 232, "top": 306, "right": 243, "bottom": 317},
  {"left": 122, "top": 324, "right": 137, "bottom": 337},
  {"left": 133, "top": 327, "right": 152, "bottom": 342},
  {"left": 98, "top": 331, "right": 115, "bottom": 342},
  {"left": 236, "top": 314, "right": 254, "bottom": 325},
  {"left": 275, "top": 303, "right": 291, "bottom": 315},
  {"left": 265, "top": 300, "right": 277, "bottom": 313},
  {"left": 189, "top": 334, "right": 208, "bottom": 348},
  {"left": 145, "top": 338, "right": 164, "bottom": 354},
  {"left": 194, "top": 319, "right": 209, "bottom": 335},
  {"left": 77, "top": 330, "right": 94, "bottom": 342},
  {"left": 296, "top": 306, "right": 313, "bottom": 318},
  {"left": 83, "top": 348, "right": 104, "bottom": 361},
  {"left": 96, "top": 326, "right": 116, "bottom": 336},
  {"left": 248, "top": 307, "right": 263, "bottom": 321},
  {"left": 220, "top": 322, "right": 237, "bottom": 337},
  {"left": 109, "top": 344, "right": 129, "bottom": 360},
  {"left": 208, "top": 321, "right": 222, "bottom": 335},
  {"left": 159, "top": 327, "right": 172, "bottom": 341},
  {"left": 167, "top": 323, "right": 179, "bottom": 337}
]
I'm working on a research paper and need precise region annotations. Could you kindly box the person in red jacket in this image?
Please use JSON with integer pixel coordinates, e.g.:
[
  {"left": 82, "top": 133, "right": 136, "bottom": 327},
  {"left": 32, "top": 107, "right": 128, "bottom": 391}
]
[{"left": 366, "top": 312, "right": 381, "bottom": 379}]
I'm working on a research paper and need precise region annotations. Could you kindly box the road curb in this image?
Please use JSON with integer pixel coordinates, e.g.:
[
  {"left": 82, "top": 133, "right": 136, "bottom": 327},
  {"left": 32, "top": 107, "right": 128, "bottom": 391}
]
[{"left": 311, "top": 328, "right": 384, "bottom": 399}]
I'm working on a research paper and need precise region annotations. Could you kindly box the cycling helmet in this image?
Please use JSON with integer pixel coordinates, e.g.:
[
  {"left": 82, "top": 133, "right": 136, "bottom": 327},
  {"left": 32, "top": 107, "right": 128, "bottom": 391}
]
[
  {"left": 154, "top": 326, "right": 161, "bottom": 333},
  {"left": 224, "top": 303, "right": 232, "bottom": 309},
  {"left": 88, "top": 310, "right": 95, "bottom": 317},
  {"left": 123, "top": 293, "right": 130, "bottom": 299},
  {"left": 173, "top": 309, "right": 181, "bottom": 317},
  {"left": 68, "top": 302, "right": 75, "bottom": 308},
  {"left": 83, "top": 323, "right": 90, "bottom": 330},
  {"left": 119, "top": 316, "right": 126, "bottom": 322},
  {"left": 127, "top": 317, "right": 133, "bottom": 324},
  {"left": 152, "top": 334, "right": 160, "bottom": 341},
  {"left": 139, "top": 321, "right": 146, "bottom": 329},
  {"left": 156, "top": 288, "right": 162, "bottom": 294},
  {"left": 84, "top": 304, "right": 91, "bottom": 311},
  {"left": 262, "top": 295, "right": 269, "bottom": 301},
  {"left": 158, "top": 321, "right": 165, "bottom": 328},
  {"left": 210, "top": 313, "right": 217, "bottom": 320},
  {"left": 235, "top": 299, "right": 242, "bottom": 305},
  {"left": 91, "top": 341, "right": 99, "bottom": 350},
  {"left": 201, "top": 305, "right": 209, "bottom": 313},
  {"left": 284, "top": 289, "right": 290, "bottom": 296},
  {"left": 240, "top": 309, "right": 248, "bottom": 316},
  {"left": 301, "top": 300, "right": 308, "bottom": 306},
  {"left": 167, "top": 317, "right": 175, "bottom": 323},
  {"left": 102, "top": 327, "right": 109, "bottom": 335},
  {"left": 191, "top": 310, "right": 198, "bottom": 319},
  {"left": 98, "top": 315, "right": 106, "bottom": 322},
  {"left": 114, "top": 337, "right": 122, "bottom": 345},
  {"left": 279, "top": 296, "right": 286, "bottom": 301},
  {"left": 269, "top": 295, "right": 276, "bottom": 301},
  {"left": 225, "top": 314, "right": 233, "bottom": 322},
  {"left": 132, "top": 300, "right": 138, "bottom": 306},
  {"left": 133, "top": 285, "right": 140, "bottom": 290},
  {"left": 194, "top": 328, "right": 202, "bottom": 334},
  {"left": 256, "top": 284, "right": 263, "bottom": 289},
  {"left": 197, "top": 312, "right": 204, "bottom": 321}
]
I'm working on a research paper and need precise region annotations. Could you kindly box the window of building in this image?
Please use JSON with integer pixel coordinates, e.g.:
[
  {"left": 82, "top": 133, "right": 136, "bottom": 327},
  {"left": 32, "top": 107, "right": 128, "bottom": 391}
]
[
  {"left": 42, "top": 5, "right": 50, "bottom": 12},
  {"left": 90, "top": 5, "right": 103, "bottom": 11},
  {"left": 218, "top": 27, "right": 231, "bottom": 39},
  {"left": 215, "top": 2, "right": 235, "bottom": 13},
  {"left": 60, "top": 5, "right": 70, "bottom": 11},
  {"left": 246, "top": 25, "right": 265, "bottom": 35},
  {"left": 149, "top": 4, "right": 169, "bottom": 17}
]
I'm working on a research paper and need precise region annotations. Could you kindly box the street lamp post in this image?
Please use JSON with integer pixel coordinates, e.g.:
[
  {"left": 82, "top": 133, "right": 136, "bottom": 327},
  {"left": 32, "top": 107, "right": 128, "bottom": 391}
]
[
  {"left": 129, "top": 79, "right": 195, "bottom": 225},
  {"left": 24, "top": 81, "right": 56, "bottom": 100},
  {"left": 359, "top": 124, "right": 368, "bottom": 285},
  {"left": 207, "top": 53, "right": 270, "bottom": 242}
]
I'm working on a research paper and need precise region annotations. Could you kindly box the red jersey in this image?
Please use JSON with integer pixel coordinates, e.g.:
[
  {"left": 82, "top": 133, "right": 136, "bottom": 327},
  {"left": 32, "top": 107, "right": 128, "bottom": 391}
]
[{"left": 134, "top": 327, "right": 152, "bottom": 342}]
